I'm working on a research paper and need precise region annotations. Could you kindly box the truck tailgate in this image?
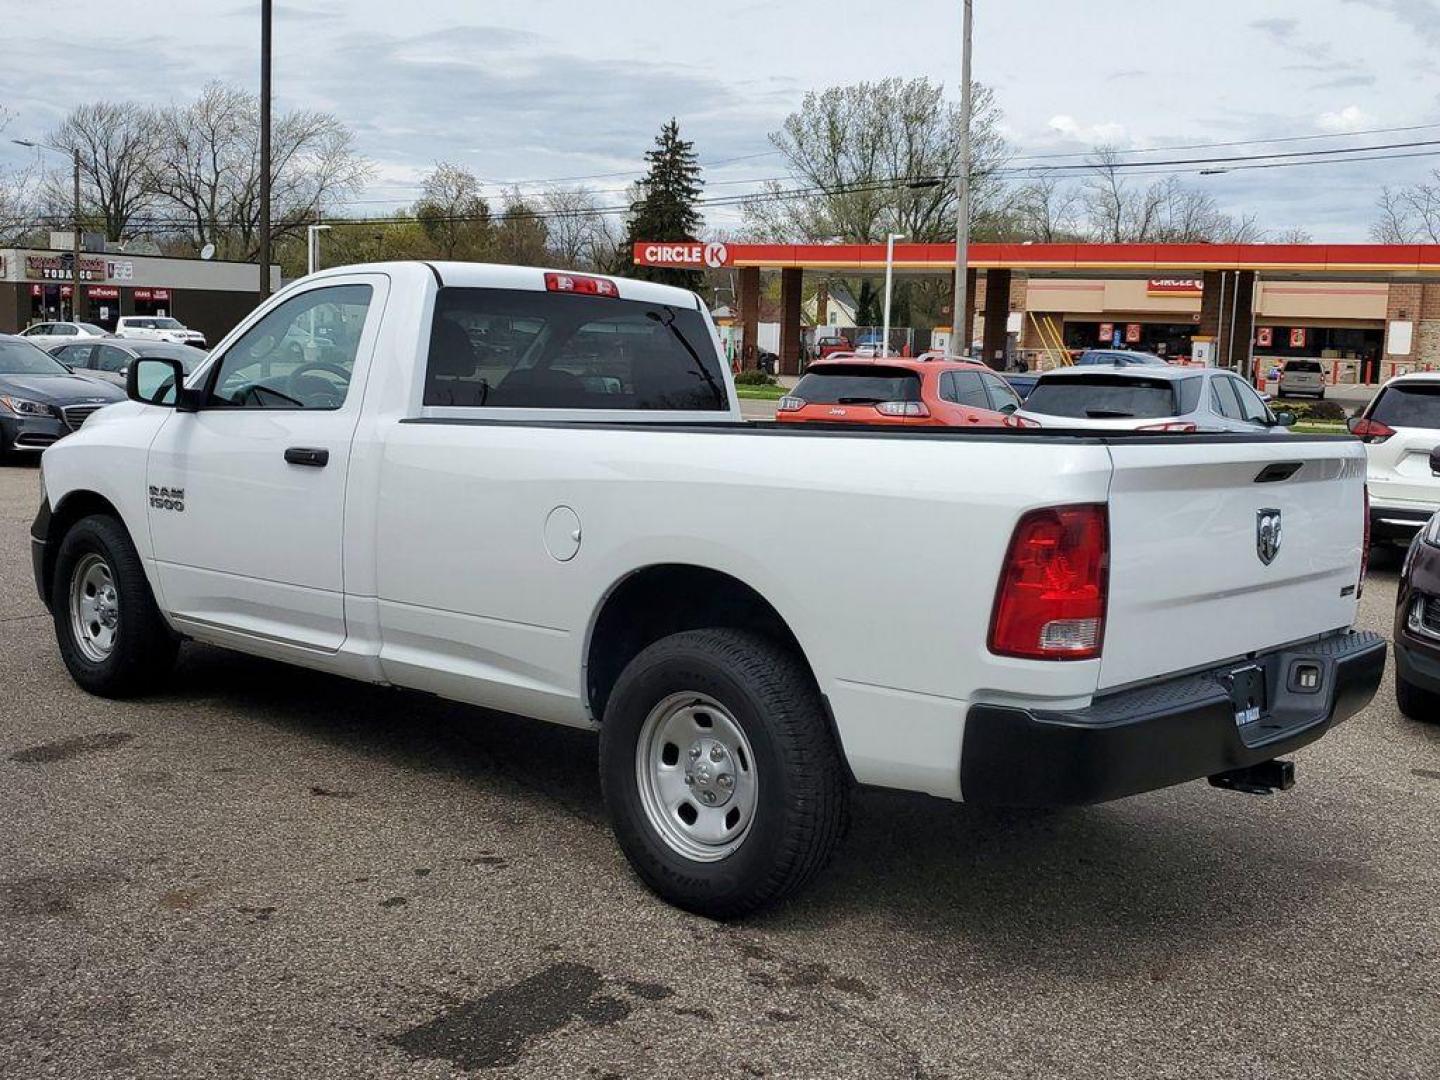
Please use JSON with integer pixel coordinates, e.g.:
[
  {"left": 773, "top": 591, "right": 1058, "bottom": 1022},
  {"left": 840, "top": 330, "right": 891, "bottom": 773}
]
[{"left": 1100, "top": 437, "right": 1365, "bottom": 690}]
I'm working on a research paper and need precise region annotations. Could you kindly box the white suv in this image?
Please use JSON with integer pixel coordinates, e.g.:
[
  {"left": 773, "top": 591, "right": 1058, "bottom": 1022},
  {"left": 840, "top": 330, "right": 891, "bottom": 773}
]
[
  {"left": 1349, "top": 373, "right": 1440, "bottom": 544},
  {"left": 114, "top": 315, "right": 207, "bottom": 349}
]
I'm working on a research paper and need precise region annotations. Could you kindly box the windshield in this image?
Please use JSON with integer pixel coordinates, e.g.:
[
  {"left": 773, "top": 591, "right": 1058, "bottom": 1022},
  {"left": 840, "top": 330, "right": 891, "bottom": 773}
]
[
  {"left": 792, "top": 365, "right": 921, "bottom": 404},
  {"left": 1370, "top": 383, "right": 1440, "bottom": 429},
  {"left": 1024, "top": 375, "right": 1178, "bottom": 419},
  {"left": 0, "top": 338, "right": 72, "bottom": 376},
  {"left": 77, "top": 323, "right": 107, "bottom": 335}
]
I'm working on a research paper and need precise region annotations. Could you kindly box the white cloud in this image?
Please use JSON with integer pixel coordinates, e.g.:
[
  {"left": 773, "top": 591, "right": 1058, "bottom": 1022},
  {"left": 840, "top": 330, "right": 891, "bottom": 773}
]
[
  {"left": 1047, "top": 114, "right": 1128, "bottom": 144},
  {"left": 1317, "top": 104, "right": 1377, "bottom": 131}
]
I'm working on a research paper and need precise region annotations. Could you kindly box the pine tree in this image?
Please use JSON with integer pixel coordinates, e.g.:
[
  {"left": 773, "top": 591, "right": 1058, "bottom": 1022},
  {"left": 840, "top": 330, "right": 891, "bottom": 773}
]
[{"left": 624, "top": 119, "right": 704, "bottom": 289}]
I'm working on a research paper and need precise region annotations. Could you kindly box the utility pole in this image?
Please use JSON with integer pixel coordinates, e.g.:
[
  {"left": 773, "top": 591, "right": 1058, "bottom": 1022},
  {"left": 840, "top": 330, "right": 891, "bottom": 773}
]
[
  {"left": 950, "top": 0, "right": 974, "bottom": 354},
  {"left": 259, "top": 0, "right": 273, "bottom": 300},
  {"left": 71, "top": 147, "right": 83, "bottom": 323},
  {"left": 882, "top": 233, "right": 904, "bottom": 358}
]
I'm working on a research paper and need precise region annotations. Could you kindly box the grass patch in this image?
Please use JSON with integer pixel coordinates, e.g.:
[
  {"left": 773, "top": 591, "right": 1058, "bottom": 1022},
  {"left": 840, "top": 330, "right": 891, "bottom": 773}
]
[
  {"left": 734, "top": 384, "right": 788, "bottom": 400},
  {"left": 1292, "top": 421, "right": 1348, "bottom": 434}
]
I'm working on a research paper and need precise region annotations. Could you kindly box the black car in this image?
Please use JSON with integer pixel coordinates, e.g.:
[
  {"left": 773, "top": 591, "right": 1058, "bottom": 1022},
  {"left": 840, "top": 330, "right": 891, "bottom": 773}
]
[
  {"left": 49, "top": 338, "right": 208, "bottom": 388},
  {"left": 1002, "top": 372, "right": 1039, "bottom": 400},
  {"left": 0, "top": 335, "right": 126, "bottom": 457},
  {"left": 1394, "top": 499, "right": 1440, "bottom": 721}
]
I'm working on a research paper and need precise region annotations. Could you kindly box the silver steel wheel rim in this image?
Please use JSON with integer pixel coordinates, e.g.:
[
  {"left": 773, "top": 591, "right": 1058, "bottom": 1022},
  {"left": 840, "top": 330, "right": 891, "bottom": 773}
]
[
  {"left": 635, "top": 692, "right": 758, "bottom": 863},
  {"left": 69, "top": 553, "right": 119, "bottom": 663}
]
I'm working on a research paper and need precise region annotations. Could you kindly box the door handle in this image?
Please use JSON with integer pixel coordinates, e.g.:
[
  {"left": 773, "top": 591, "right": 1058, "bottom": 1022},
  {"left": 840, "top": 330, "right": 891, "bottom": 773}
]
[{"left": 284, "top": 447, "right": 329, "bottom": 468}]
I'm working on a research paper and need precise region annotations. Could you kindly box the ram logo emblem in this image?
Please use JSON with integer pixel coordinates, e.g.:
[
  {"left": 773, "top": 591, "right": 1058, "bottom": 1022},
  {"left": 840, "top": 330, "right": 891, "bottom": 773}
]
[{"left": 1256, "top": 508, "right": 1282, "bottom": 565}]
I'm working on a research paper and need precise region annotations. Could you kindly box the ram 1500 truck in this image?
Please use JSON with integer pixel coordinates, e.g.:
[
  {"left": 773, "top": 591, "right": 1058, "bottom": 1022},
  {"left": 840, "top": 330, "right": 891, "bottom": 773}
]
[{"left": 31, "top": 262, "right": 1386, "bottom": 916}]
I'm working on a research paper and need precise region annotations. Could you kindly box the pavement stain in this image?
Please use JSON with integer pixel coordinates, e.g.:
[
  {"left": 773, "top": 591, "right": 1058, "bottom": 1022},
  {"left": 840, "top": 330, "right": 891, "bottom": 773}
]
[
  {"left": 159, "top": 887, "right": 212, "bottom": 911},
  {"left": 8, "top": 731, "right": 134, "bottom": 764},
  {"left": 236, "top": 905, "right": 277, "bottom": 923},
  {"left": 1413, "top": 768, "right": 1440, "bottom": 782},
  {"left": 389, "top": 961, "right": 632, "bottom": 1070},
  {"left": 309, "top": 785, "right": 358, "bottom": 799},
  {"left": 2, "top": 870, "right": 122, "bottom": 917},
  {"left": 733, "top": 937, "right": 878, "bottom": 1001},
  {"left": 461, "top": 853, "right": 509, "bottom": 868},
  {"left": 380, "top": 896, "right": 409, "bottom": 909}
]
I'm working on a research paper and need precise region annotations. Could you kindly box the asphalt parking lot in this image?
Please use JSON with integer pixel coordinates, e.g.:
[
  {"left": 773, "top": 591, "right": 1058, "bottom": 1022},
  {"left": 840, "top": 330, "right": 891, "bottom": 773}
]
[{"left": 1, "top": 460, "right": 1437, "bottom": 1080}]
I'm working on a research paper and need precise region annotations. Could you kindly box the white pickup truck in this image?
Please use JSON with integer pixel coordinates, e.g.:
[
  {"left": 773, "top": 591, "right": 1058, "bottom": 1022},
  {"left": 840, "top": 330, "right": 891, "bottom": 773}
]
[{"left": 31, "top": 262, "right": 1385, "bottom": 916}]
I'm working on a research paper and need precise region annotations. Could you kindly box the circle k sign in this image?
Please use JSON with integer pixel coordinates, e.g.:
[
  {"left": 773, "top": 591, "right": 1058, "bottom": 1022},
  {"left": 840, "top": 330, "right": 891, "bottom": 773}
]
[{"left": 637, "top": 241, "right": 731, "bottom": 268}]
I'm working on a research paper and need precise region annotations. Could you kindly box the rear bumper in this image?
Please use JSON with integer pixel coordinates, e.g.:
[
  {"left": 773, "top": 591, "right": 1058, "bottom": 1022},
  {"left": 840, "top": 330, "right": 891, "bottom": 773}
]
[
  {"left": 1370, "top": 503, "right": 1435, "bottom": 543},
  {"left": 960, "top": 630, "right": 1386, "bottom": 806}
]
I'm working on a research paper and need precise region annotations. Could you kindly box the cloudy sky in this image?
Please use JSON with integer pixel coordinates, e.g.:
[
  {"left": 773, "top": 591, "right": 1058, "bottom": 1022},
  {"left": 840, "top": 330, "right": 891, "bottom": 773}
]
[{"left": 2, "top": 0, "right": 1438, "bottom": 240}]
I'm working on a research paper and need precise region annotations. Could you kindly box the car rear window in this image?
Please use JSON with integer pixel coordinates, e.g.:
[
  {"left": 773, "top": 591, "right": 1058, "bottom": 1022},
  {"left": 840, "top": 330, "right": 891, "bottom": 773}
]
[
  {"left": 1023, "top": 375, "right": 1178, "bottom": 419},
  {"left": 1370, "top": 383, "right": 1440, "bottom": 429},
  {"left": 1285, "top": 360, "right": 1322, "bottom": 373},
  {"left": 791, "top": 365, "right": 921, "bottom": 404}
]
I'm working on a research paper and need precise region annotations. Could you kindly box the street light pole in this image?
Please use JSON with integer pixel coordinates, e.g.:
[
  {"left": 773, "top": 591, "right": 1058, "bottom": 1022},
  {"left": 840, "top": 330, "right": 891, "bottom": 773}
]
[
  {"left": 259, "top": 0, "right": 273, "bottom": 300},
  {"left": 307, "top": 223, "right": 331, "bottom": 275},
  {"left": 951, "top": 0, "right": 974, "bottom": 355},
  {"left": 882, "top": 232, "right": 904, "bottom": 357},
  {"left": 12, "top": 139, "right": 84, "bottom": 322}
]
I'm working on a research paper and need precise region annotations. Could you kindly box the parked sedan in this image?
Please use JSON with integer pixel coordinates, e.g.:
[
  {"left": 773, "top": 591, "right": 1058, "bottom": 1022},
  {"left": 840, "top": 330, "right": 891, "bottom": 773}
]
[
  {"left": 777, "top": 357, "right": 1021, "bottom": 427},
  {"left": 0, "top": 335, "right": 125, "bottom": 457},
  {"left": 16, "top": 321, "right": 111, "bottom": 351},
  {"left": 49, "top": 339, "right": 208, "bottom": 388},
  {"left": 1018, "top": 365, "right": 1295, "bottom": 433},
  {"left": 1394, "top": 509, "right": 1440, "bottom": 721}
]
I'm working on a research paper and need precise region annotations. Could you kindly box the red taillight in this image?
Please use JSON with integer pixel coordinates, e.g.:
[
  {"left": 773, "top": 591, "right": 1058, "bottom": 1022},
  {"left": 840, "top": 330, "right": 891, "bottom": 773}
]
[
  {"left": 1359, "top": 487, "right": 1370, "bottom": 597},
  {"left": 989, "top": 504, "right": 1109, "bottom": 660},
  {"left": 1137, "top": 421, "right": 1197, "bottom": 433},
  {"left": 776, "top": 395, "right": 805, "bottom": 413},
  {"left": 1004, "top": 414, "right": 1041, "bottom": 429},
  {"left": 544, "top": 272, "right": 619, "bottom": 297},
  {"left": 874, "top": 400, "right": 930, "bottom": 418},
  {"left": 1349, "top": 417, "right": 1394, "bottom": 443}
]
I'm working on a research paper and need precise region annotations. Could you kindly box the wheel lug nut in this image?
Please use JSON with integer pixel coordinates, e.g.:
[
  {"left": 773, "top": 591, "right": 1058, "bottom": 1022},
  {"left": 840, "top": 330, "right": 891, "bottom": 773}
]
[
  {"left": 683, "top": 773, "right": 695, "bottom": 786},
  {"left": 718, "top": 774, "right": 733, "bottom": 789},
  {"left": 700, "top": 791, "right": 716, "bottom": 804},
  {"left": 709, "top": 746, "right": 724, "bottom": 762},
  {"left": 688, "top": 746, "right": 701, "bottom": 760}
]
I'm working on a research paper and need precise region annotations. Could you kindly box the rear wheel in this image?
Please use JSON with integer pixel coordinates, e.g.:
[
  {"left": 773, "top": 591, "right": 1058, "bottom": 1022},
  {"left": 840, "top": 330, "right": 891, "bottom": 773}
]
[
  {"left": 52, "top": 514, "right": 178, "bottom": 697},
  {"left": 1396, "top": 673, "right": 1440, "bottom": 723},
  {"left": 600, "top": 628, "right": 850, "bottom": 918}
]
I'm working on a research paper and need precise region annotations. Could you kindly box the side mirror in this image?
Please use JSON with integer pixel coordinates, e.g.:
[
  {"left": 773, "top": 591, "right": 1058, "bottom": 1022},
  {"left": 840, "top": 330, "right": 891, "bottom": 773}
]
[
  {"left": 1273, "top": 410, "right": 1296, "bottom": 427},
  {"left": 127, "top": 357, "right": 200, "bottom": 411},
  {"left": 1346, "top": 416, "right": 1363, "bottom": 434},
  {"left": 1430, "top": 446, "right": 1440, "bottom": 477}
]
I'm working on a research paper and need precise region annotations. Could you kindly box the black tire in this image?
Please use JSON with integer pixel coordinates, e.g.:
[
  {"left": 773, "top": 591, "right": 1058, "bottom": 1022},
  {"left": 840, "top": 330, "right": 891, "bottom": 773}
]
[
  {"left": 600, "top": 628, "right": 850, "bottom": 918},
  {"left": 52, "top": 513, "right": 178, "bottom": 697},
  {"left": 1396, "top": 674, "right": 1440, "bottom": 723}
]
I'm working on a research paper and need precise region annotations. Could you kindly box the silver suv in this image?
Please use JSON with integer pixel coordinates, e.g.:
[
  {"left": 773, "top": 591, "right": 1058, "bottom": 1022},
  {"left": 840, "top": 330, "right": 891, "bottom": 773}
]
[
  {"left": 1278, "top": 359, "right": 1325, "bottom": 399},
  {"left": 1017, "top": 365, "right": 1295, "bottom": 433}
]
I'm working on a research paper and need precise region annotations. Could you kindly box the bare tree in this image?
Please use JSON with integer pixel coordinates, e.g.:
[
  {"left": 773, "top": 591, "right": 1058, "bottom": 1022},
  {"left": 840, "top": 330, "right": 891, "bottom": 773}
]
[
  {"left": 1371, "top": 179, "right": 1440, "bottom": 242},
  {"left": 1270, "top": 226, "right": 1315, "bottom": 244},
  {"left": 0, "top": 105, "right": 41, "bottom": 245},
  {"left": 148, "top": 81, "right": 371, "bottom": 258},
  {"left": 541, "top": 185, "right": 613, "bottom": 268},
  {"left": 413, "top": 161, "right": 491, "bottom": 259},
  {"left": 43, "top": 102, "right": 159, "bottom": 240},
  {"left": 743, "top": 77, "right": 1009, "bottom": 242},
  {"left": 1012, "top": 174, "right": 1082, "bottom": 242}
]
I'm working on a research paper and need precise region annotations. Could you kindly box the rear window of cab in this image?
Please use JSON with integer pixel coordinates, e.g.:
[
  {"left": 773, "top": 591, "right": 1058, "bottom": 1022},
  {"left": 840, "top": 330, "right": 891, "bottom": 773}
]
[
  {"left": 791, "top": 365, "right": 921, "bottom": 404},
  {"left": 423, "top": 287, "right": 727, "bottom": 411}
]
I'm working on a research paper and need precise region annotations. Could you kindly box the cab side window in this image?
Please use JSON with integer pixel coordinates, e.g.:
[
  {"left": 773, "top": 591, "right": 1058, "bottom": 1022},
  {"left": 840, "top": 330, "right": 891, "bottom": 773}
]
[
  {"left": 58, "top": 344, "right": 95, "bottom": 369},
  {"left": 207, "top": 284, "right": 373, "bottom": 410}
]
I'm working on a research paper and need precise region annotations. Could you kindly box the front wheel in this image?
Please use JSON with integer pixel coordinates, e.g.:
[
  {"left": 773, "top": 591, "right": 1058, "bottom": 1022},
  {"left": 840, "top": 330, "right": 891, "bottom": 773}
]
[
  {"left": 52, "top": 514, "right": 178, "bottom": 697},
  {"left": 600, "top": 628, "right": 850, "bottom": 918}
]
